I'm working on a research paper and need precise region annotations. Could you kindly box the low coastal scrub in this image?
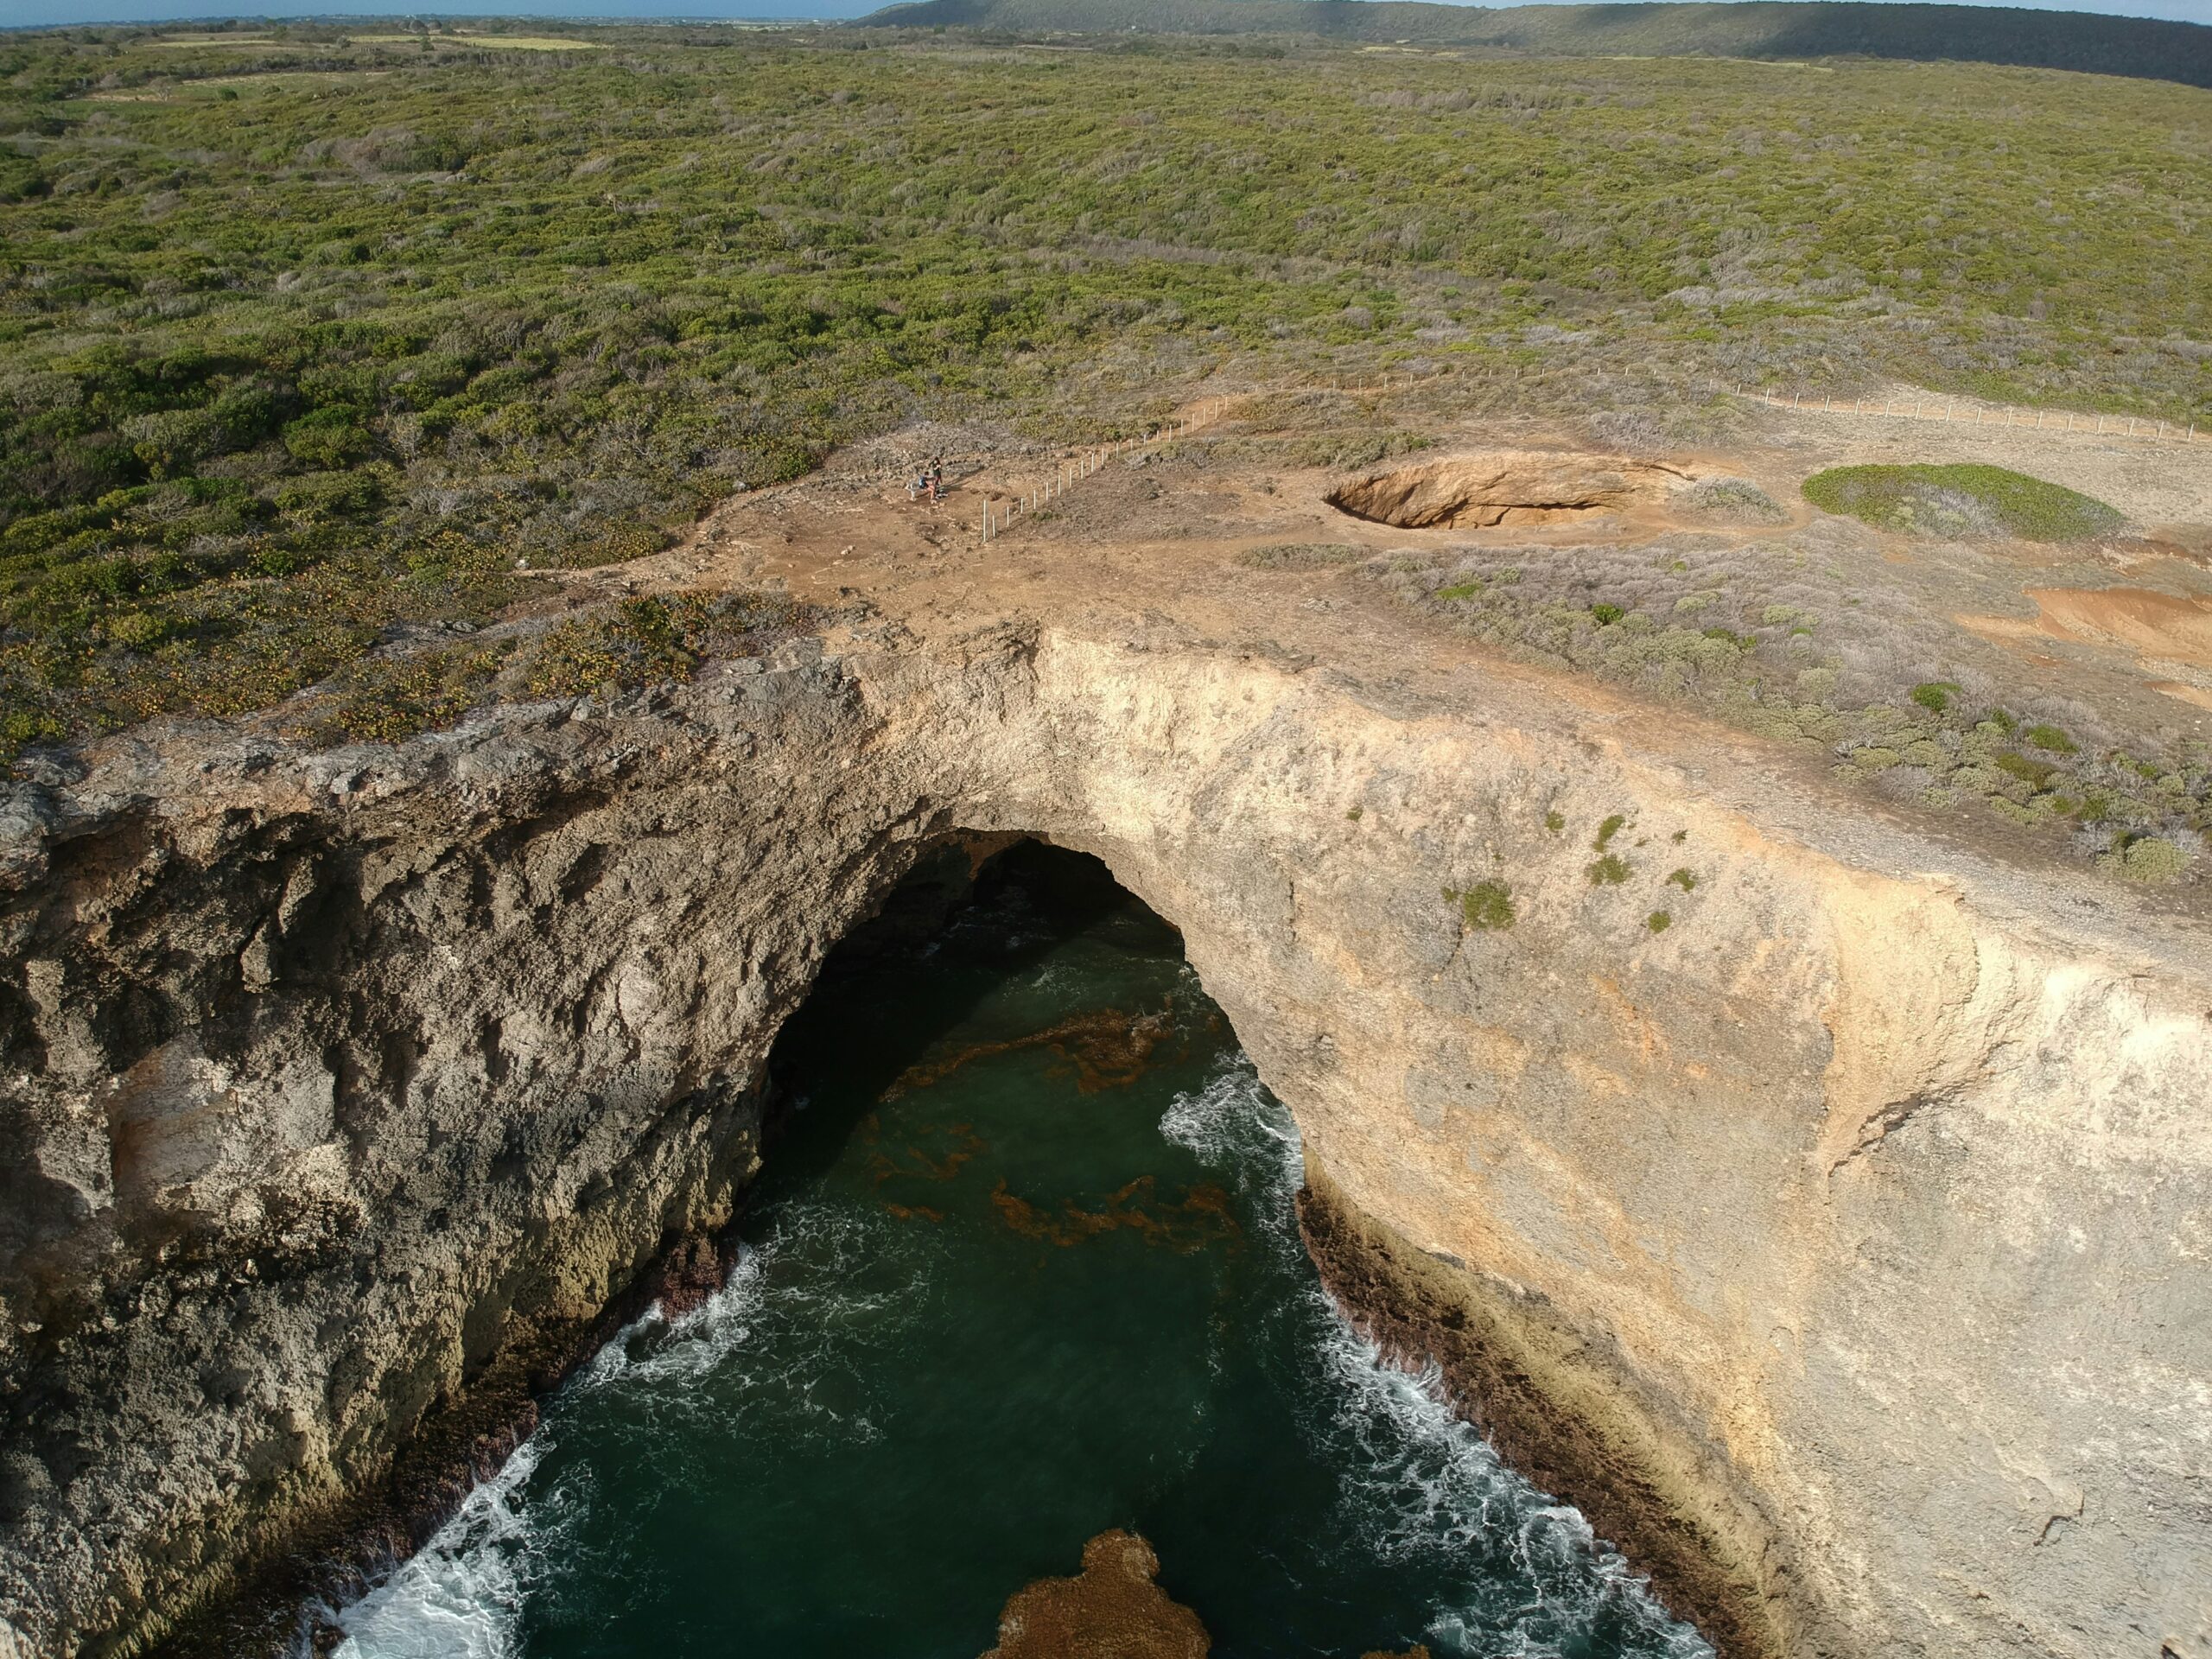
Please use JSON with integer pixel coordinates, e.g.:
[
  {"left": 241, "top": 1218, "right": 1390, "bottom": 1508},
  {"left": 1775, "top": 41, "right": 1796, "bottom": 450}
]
[
  {"left": 1237, "top": 543, "right": 1363, "bottom": 569},
  {"left": 277, "top": 588, "right": 817, "bottom": 744},
  {"left": 289, "top": 635, "right": 512, "bottom": 746},
  {"left": 1672, "top": 478, "right": 1789, "bottom": 525},
  {"left": 526, "top": 592, "right": 817, "bottom": 700},
  {"left": 1374, "top": 538, "right": 2211, "bottom": 886},
  {"left": 1802, "top": 465, "right": 2126, "bottom": 543},
  {"left": 2, "top": 26, "right": 2209, "bottom": 758}
]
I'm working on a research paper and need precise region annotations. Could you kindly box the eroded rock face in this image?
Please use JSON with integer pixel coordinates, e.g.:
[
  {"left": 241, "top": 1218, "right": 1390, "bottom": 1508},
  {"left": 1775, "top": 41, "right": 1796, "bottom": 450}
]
[
  {"left": 1, "top": 622, "right": 2207, "bottom": 1659},
  {"left": 1325, "top": 449, "right": 1695, "bottom": 528}
]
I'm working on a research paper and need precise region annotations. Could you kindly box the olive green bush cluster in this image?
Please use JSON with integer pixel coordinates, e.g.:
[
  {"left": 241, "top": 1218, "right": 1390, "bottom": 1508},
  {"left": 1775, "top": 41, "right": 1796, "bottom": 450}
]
[
  {"left": 289, "top": 634, "right": 512, "bottom": 746},
  {"left": 1802, "top": 465, "right": 2127, "bottom": 543},
  {"left": 274, "top": 588, "right": 817, "bottom": 745},
  {"left": 1372, "top": 537, "right": 2210, "bottom": 882},
  {"left": 3, "top": 22, "right": 2209, "bottom": 756}
]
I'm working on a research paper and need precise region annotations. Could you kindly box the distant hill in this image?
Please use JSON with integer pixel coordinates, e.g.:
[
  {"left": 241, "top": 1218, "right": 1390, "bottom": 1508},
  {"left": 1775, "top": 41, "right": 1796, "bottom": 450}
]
[{"left": 853, "top": 0, "right": 2212, "bottom": 90}]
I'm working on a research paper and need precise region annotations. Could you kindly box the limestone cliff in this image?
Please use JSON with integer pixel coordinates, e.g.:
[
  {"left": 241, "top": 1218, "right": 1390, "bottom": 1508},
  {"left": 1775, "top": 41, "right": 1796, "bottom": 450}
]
[{"left": 2, "top": 620, "right": 2206, "bottom": 1659}]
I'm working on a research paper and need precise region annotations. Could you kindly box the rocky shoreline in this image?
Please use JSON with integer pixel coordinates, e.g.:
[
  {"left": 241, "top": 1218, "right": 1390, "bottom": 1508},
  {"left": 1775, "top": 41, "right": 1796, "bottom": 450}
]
[
  {"left": 1296, "top": 1163, "right": 1790, "bottom": 1659},
  {"left": 149, "top": 1229, "right": 746, "bottom": 1659}
]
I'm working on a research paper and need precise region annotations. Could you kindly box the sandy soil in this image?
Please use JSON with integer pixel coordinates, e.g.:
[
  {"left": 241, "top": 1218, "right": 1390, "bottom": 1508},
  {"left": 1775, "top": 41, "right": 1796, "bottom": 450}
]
[{"left": 573, "top": 386, "right": 2212, "bottom": 887}]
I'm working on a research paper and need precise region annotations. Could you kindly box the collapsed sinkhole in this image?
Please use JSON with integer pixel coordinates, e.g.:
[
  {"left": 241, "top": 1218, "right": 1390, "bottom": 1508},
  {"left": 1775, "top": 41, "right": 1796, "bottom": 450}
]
[{"left": 1326, "top": 450, "right": 1698, "bottom": 530}]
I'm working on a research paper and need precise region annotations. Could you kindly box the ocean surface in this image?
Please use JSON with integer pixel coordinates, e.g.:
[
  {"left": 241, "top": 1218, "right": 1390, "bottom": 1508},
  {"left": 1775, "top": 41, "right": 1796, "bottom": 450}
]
[{"left": 329, "top": 845, "right": 1711, "bottom": 1659}]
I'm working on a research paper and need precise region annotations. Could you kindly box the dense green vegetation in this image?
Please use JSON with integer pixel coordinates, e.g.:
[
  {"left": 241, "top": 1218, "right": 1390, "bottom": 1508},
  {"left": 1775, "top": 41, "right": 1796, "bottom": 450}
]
[
  {"left": 866, "top": 0, "right": 2212, "bottom": 91},
  {"left": 1802, "top": 463, "right": 2127, "bottom": 541},
  {"left": 1, "top": 21, "right": 2209, "bottom": 755}
]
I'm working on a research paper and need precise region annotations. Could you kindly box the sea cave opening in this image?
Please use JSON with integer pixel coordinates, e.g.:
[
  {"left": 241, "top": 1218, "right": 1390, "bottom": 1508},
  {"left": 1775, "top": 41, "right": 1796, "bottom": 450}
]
[{"left": 328, "top": 838, "right": 1708, "bottom": 1659}]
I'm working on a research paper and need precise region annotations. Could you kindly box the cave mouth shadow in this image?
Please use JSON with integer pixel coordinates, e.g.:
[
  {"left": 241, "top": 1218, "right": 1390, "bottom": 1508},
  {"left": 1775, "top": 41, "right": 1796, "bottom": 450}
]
[{"left": 752, "top": 836, "right": 1183, "bottom": 1198}]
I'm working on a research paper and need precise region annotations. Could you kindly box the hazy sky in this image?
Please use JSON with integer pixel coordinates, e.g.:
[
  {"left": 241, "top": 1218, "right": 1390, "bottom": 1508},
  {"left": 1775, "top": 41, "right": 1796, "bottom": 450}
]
[{"left": 3, "top": 0, "right": 2205, "bottom": 30}]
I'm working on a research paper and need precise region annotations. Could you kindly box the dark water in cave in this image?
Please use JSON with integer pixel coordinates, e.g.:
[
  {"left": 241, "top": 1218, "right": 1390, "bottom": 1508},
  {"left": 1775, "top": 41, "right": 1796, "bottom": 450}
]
[{"left": 331, "top": 843, "right": 1708, "bottom": 1659}]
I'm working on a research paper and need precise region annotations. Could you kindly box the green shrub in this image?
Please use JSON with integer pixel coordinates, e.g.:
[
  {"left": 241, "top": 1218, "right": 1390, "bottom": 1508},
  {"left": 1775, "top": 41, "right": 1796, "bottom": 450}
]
[
  {"left": 271, "top": 470, "right": 382, "bottom": 518},
  {"left": 1646, "top": 909, "right": 1671, "bottom": 932},
  {"left": 1993, "top": 753, "right": 2056, "bottom": 785},
  {"left": 2097, "top": 837, "right": 2190, "bottom": 883},
  {"left": 1586, "top": 854, "right": 1631, "bottom": 886},
  {"left": 1802, "top": 465, "right": 2125, "bottom": 543},
  {"left": 1449, "top": 880, "right": 1516, "bottom": 931},
  {"left": 283, "top": 406, "right": 376, "bottom": 468},
  {"left": 1592, "top": 813, "right": 1628, "bottom": 851},
  {"left": 1436, "top": 581, "right": 1484, "bottom": 601},
  {"left": 2024, "top": 723, "right": 2078, "bottom": 753},
  {"left": 1910, "top": 681, "right": 1961, "bottom": 713},
  {"left": 1665, "top": 867, "right": 1696, "bottom": 891}
]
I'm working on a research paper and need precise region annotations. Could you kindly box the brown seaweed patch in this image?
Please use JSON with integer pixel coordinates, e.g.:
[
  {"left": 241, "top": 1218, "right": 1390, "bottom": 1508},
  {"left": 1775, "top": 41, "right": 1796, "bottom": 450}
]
[
  {"left": 868, "top": 1122, "right": 989, "bottom": 1187},
  {"left": 980, "top": 1529, "right": 1209, "bottom": 1659},
  {"left": 882, "top": 1201, "right": 946, "bottom": 1224},
  {"left": 890, "top": 1005, "right": 1179, "bottom": 1097},
  {"left": 991, "top": 1177, "right": 1239, "bottom": 1252}
]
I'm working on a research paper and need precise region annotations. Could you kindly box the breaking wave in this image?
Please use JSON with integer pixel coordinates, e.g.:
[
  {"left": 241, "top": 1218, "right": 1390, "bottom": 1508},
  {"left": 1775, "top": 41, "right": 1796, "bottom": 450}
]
[
  {"left": 329, "top": 1201, "right": 927, "bottom": 1659},
  {"left": 1160, "top": 1059, "right": 1711, "bottom": 1659},
  {"left": 327, "top": 1438, "right": 560, "bottom": 1659}
]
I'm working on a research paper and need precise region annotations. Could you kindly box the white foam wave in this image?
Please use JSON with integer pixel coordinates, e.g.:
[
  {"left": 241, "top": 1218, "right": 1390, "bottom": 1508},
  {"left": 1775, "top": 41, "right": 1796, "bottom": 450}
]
[
  {"left": 571, "top": 1244, "right": 768, "bottom": 1393},
  {"left": 1307, "top": 1249, "right": 1713, "bottom": 1658},
  {"left": 1319, "top": 1310, "right": 1710, "bottom": 1656},
  {"left": 1160, "top": 1058, "right": 1300, "bottom": 1184},
  {"left": 327, "top": 1199, "right": 927, "bottom": 1656},
  {"left": 1164, "top": 1051, "right": 1709, "bottom": 1658},
  {"left": 329, "top": 1438, "right": 559, "bottom": 1659}
]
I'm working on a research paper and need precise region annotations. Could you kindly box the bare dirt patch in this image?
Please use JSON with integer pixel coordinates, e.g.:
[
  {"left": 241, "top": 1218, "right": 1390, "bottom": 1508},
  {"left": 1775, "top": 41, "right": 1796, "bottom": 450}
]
[
  {"left": 1326, "top": 450, "right": 1696, "bottom": 530},
  {"left": 1961, "top": 585, "right": 2212, "bottom": 708},
  {"left": 2029, "top": 587, "right": 2212, "bottom": 671}
]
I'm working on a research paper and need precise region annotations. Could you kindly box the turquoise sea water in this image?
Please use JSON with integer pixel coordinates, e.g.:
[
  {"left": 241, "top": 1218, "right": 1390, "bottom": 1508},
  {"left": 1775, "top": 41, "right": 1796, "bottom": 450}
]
[{"left": 331, "top": 845, "right": 1709, "bottom": 1659}]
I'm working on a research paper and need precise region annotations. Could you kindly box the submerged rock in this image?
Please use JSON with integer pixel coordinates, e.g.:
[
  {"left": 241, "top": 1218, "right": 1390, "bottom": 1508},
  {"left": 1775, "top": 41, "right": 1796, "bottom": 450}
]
[{"left": 982, "top": 1529, "right": 1208, "bottom": 1659}]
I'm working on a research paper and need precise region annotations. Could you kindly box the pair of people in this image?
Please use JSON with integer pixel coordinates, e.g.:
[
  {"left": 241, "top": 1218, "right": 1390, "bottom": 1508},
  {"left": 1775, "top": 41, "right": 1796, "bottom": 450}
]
[{"left": 909, "top": 458, "right": 944, "bottom": 504}]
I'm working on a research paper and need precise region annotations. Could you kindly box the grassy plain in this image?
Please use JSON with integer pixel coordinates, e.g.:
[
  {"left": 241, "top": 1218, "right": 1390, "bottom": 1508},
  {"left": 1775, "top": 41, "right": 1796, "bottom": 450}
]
[{"left": 1, "top": 21, "right": 2209, "bottom": 756}]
